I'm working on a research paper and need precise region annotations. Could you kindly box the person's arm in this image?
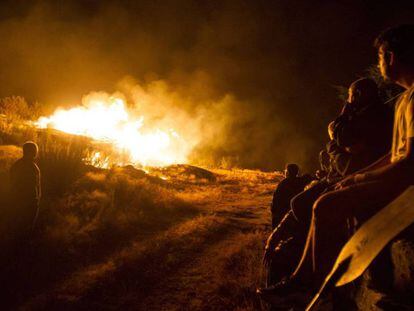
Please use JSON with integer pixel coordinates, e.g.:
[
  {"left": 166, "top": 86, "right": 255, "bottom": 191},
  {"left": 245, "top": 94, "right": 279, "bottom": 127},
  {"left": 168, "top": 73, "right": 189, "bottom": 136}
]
[
  {"left": 270, "top": 187, "right": 278, "bottom": 213},
  {"left": 263, "top": 211, "right": 293, "bottom": 267},
  {"left": 335, "top": 152, "right": 391, "bottom": 188},
  {"left": 355, "top": 139, "right": 414, "bottom": 183},
  {"left": 335, "top": 116, "right": 356, "bottom": 148},
  {"left": 37, "top": 171, "right": 41, "bottom": 200},
  {"left": 356, "top": 92, "right": 414, "bottom": 183},
  {"left": 356, "top": 152, "right": 391, "bottom": 173}
]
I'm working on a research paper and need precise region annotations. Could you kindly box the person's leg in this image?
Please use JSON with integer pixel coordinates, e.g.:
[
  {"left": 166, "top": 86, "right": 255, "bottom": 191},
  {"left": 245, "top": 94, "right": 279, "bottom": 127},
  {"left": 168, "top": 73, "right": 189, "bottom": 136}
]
[
  {"left": 267, "top": 185, "right": 322, "bottom": 251},
  {"left": 290, "top": 181, "right": 328, "bottom": 227},
  {"left": 293, "top": 179, "right": 409, "bottom": 286},
  {"left": 266, "top": 210, "right": 307, "bottom": 286},
  {"left": 264, "top": 184, "right": 329, "bottom": 287},
  {"left": 278, "top": 182, "right": 329, "bottom": 282}
]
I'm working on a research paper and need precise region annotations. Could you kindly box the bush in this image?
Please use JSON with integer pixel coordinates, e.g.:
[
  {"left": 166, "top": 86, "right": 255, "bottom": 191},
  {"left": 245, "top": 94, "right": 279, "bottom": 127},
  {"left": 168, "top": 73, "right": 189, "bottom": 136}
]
[
  {"left": 0, "top": 96, "right": 41, "bottom": 121},
  {"left": 36, "top": 130, "right": 91, "bottom": 196}
]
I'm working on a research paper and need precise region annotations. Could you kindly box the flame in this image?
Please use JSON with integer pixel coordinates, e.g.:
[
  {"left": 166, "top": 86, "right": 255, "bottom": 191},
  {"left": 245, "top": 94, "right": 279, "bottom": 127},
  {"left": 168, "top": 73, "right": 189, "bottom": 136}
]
[
  {"left": 84, "top": 151, "right": 110, "bottom": 169},
  {"left": 35, "top": 94, "right": 191, "bottom": 167}
]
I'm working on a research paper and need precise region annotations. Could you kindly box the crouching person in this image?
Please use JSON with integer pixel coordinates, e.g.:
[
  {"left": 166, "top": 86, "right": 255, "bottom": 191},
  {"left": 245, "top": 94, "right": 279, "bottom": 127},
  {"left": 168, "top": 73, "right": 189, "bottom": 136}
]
[{"left": 270, "top": 164, "right": 309, "bottom": 229}]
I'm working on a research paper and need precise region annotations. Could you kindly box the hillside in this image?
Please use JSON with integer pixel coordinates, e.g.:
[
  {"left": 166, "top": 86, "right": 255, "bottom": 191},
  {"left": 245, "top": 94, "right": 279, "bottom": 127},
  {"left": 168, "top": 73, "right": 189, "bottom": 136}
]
[{"left": 0, "top": 144, "right": 280, "bottom": 310}]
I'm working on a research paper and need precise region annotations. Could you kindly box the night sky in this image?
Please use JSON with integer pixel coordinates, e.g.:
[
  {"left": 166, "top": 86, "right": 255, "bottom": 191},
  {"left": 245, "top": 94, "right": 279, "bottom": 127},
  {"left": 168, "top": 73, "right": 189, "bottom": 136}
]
[{"left": 0, "top": 0, "right": 413, "bottom": 171}]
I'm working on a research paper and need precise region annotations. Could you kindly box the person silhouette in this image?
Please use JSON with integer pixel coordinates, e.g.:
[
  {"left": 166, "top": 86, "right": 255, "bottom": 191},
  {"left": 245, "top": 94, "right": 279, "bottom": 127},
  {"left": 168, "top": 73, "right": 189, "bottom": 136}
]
[{"left": 10, "top": 141, "right": 41, "bottom": 233}]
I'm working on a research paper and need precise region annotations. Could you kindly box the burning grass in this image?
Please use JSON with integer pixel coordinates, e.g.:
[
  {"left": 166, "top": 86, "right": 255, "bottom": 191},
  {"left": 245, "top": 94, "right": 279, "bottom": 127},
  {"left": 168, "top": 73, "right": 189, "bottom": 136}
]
[{"left": 34, "top": 92, "right": 195, "bottom": 167}]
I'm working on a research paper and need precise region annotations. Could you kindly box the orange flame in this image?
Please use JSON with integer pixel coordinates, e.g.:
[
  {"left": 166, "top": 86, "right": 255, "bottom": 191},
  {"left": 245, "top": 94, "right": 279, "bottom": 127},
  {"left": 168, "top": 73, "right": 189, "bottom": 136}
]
[{"left": 35, "top": 93, "right": 191, "bottom": 167}]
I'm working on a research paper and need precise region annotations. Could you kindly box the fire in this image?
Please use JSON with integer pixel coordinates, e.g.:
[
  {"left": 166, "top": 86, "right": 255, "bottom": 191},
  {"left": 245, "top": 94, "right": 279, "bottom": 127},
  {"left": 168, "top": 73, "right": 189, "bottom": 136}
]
[
  {"left": 85, "top": 151, "right": 110, "bottom": 169},
  {"left": 35, "top": 93, "right": 191, "bottom": 167}
]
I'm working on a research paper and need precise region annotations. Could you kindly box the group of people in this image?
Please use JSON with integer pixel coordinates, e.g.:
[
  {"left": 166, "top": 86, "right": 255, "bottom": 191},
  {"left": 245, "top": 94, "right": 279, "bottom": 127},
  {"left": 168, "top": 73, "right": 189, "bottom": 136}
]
[{"left": 259, "top": 24, "right": 414, "bottom": 305}]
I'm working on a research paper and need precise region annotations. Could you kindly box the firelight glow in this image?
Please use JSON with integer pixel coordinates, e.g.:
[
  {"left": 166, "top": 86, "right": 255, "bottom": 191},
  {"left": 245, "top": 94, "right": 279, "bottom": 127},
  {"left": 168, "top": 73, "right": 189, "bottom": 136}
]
[{"left": 35, "top": 95, "right": 189, "bottom": 167}]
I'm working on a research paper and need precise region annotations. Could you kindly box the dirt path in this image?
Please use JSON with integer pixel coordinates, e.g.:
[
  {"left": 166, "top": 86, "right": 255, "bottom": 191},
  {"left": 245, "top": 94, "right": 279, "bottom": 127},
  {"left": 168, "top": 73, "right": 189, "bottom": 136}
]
[
  {"left": 23, "top": 179, "right": 274, "bottom": 311},
  {"left": 134, "top": 192, "right": 271, "bottom": 311}
]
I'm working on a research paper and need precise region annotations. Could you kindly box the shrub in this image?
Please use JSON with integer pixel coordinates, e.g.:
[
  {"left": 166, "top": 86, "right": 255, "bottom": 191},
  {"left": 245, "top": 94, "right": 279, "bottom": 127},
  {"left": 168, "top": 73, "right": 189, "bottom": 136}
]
[{"left": 0, "top": 96, "right": 41, "bottom": 121}]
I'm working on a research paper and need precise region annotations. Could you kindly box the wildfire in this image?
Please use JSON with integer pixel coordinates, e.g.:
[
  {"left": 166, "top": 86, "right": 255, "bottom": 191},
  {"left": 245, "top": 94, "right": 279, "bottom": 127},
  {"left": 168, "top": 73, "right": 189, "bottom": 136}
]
[{"left": 35, "top": 93, "right": 191, "bottom": 167}]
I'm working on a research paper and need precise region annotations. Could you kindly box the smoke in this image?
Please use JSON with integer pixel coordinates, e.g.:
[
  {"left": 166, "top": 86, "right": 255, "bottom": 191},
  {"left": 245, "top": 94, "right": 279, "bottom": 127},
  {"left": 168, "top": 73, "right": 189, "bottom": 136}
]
[
  {"left": 114, "top": 76, "right": 316, "bottom": 168},
  {"left": 0, "top": 1, "right": 413, "bottom": 171}
]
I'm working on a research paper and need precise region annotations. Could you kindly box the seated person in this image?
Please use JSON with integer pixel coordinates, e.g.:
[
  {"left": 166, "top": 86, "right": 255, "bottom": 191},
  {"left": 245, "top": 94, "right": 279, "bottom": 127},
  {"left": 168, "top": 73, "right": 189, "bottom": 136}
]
[
  {"left": 259, "top": 24, "right": 414, "bottom": 301},
  {"left": 270, "top": 164, "right": 307, "bottom": 229},
  {"left": 332, "top": 77, "right": 393, "bottom": 174},
  {"left": 262, "top": 77, "right": 394, "bottom": 287}
]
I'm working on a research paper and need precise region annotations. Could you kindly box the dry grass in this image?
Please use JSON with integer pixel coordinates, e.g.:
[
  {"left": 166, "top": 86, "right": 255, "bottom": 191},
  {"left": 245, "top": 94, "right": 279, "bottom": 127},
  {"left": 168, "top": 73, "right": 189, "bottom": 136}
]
[
  {"left": 0, "top": 141, "right": 274, "bottom": 310},
  {"left": 0, "top": 100, "right": 276, "bottom": 310},
  {"left": 210, "top": 231, "right": 268, "bottom": 311},
  {"left": 0, "top": 141, "right": 201, "bottom": 308}
]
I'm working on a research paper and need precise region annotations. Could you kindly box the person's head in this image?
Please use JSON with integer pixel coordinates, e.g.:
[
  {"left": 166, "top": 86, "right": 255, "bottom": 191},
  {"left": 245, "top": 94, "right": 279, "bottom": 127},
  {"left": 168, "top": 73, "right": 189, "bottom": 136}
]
[
  {"left": 22, "top": 141, "right": 38, "bottom": 160},
  {"left": 285, "top": 163, "right": 299, "bottom": 178},
  {"left": 348, "top": 78, "right": 379, "bottom": 107},
  {"left": 374, "top": 24, "right": 414, "bottom": 83}
]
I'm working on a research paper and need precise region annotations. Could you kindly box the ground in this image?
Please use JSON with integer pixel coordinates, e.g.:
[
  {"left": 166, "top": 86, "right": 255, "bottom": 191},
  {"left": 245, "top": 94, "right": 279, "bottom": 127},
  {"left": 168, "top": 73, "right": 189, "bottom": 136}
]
[{"left": 2, "top": 159, "right": 279, "bottom": 311}]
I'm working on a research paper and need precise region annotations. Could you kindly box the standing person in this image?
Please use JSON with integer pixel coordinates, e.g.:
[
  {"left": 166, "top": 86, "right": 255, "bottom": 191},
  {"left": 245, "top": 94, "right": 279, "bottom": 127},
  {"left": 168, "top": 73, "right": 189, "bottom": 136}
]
[
  {"left": 259, "top": 24, "right": 414, "bottom": 300},
  {"left": 270, "top": 163, "right": 306, "bottom": 229},
  {"left": 3, "top": 142, "right": 41, "bottom": 306},
  {"left": 10, "top": 141, "right": 41, "bottom": 235}
]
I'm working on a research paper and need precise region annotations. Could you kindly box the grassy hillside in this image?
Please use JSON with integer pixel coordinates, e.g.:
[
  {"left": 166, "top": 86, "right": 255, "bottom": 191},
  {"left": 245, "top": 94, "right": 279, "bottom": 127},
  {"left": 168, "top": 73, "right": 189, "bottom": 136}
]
[
  {"left": 0, "top": 98, "right": 281, "bottom": 310},
  {"left": 0, "top": 139, "right": 280, "bottom": 310}
]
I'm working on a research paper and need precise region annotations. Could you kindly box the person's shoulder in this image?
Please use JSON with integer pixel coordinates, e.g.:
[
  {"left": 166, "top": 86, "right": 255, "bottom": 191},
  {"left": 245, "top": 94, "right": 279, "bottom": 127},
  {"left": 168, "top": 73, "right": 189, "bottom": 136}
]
[
  {"left": 399, "top": 86, "right": 414, "bottom": 104},
  {"left": 276, "top": 178, "right": 289, "bottom": 188},
  {"left": 27, "top": 161, "right": 40, "bottom": 172},
  {"left": 10, "top": 158, "right": 23, "bottom": 169},
  {"left": 284, "top": 176, "right": 303, "bottom": 186},
  {"left": 277, "top": 177, "right": 287, "bottom": 184}
]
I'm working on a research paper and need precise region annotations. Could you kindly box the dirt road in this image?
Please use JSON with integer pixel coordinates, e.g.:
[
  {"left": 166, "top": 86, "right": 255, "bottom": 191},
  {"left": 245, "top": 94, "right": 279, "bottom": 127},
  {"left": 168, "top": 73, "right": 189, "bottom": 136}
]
[{"left": 23, "top": 170, "right": 276, "bottom": 310}]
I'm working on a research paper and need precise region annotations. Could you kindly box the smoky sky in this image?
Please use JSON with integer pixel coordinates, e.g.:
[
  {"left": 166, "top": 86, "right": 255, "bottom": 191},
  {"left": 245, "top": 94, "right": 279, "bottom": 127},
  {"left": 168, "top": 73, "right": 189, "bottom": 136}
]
[{"left": 0, "top": 0, "right": 413, "bottom": 171}]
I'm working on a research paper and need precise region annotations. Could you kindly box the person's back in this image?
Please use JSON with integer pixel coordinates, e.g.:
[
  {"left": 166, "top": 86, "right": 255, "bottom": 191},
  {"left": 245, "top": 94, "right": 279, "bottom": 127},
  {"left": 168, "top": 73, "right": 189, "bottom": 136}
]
[
  {"left": 9, "top": 142, "right": 41, "bottom": 231},
  {"left": 271, "top": 164, "right": 305, "bottom": 228},
  {"left": 10, "top": 158, "right": 40, "bottom": 203}
]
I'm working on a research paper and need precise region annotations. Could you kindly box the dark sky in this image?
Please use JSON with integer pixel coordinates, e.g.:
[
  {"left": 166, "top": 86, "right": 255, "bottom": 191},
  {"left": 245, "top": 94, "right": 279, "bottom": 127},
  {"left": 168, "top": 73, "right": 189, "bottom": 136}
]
[{"left": 0, "top": 0, "right": 413, "bottom": 171}]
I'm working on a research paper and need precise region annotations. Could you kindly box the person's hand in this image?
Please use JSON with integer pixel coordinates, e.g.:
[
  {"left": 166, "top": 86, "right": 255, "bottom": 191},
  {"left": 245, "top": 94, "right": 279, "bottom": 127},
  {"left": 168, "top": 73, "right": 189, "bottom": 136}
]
[
  {"left": 335, "top": 173, "right": 365, "bottom": 189},
  {"left": 335, "top": 175, "right": 356, "bottom": 190}
]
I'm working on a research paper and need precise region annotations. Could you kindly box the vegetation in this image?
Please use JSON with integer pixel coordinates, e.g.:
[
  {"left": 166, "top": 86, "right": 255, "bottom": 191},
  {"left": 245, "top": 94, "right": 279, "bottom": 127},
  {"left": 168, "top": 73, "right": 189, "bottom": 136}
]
[{"left": 0, "top": 96, "right": 281, "bottom": 310}]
